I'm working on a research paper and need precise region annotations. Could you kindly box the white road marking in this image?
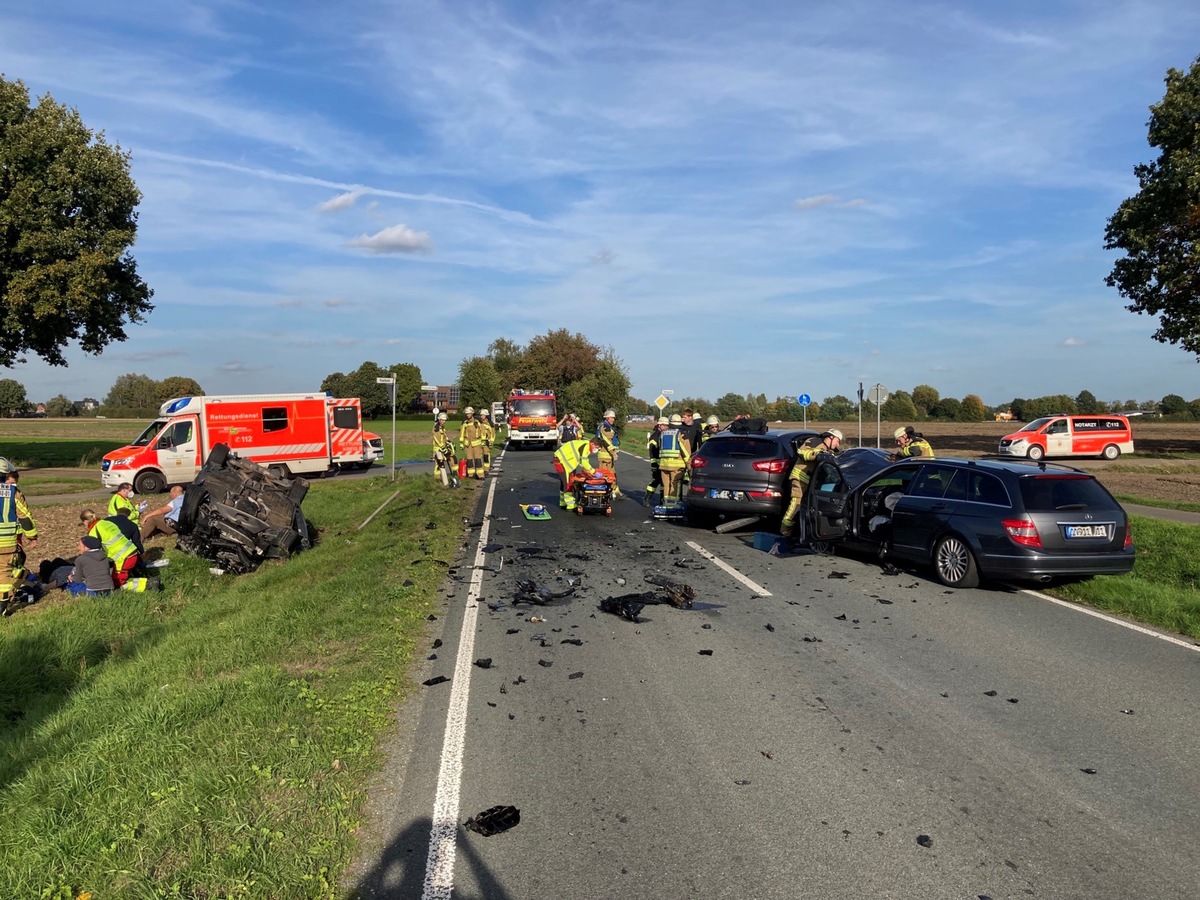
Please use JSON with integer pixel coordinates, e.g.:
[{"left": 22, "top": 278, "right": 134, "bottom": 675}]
[
  {"left": 421, "top": 464, "right": 501, "bottom": 900},
  {"left": 1020, "top": 587, "right": 1200, "bottom": 654},
  {"left": 686, "top": 539, "right": 773, "bottom": 597}
]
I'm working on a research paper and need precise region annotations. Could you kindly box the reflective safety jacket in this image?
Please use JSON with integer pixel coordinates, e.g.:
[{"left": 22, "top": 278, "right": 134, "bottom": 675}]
[
  {"left": 432, "top": 423, "right": 454, "bottom": 454},
  {"left": 109, "top": 492, "right": 141, "bottom": 526},
  {"left": 554, "top": 439, "right": 597, "bottom": 477},
  {"left": 658, "top": 428, "right": 691, "bottom": 471},
  {"left": 791, "top": 437, "right": 837, "bottom": 486},
  {"left": 646, "top": 427, "right": 664, "bottom": 466},
  {"left": 896, "top": 438, "right": 934, "bottom": 459},
  {"left": 460, "top": 418, "right": 486, "bottom": 448},
  {"left": 596, "top": 421, "right": 620, "bottom": 454},
  {"left": 480, "top": 420, "right": 496, "bottom": 445},
  {"left": 0, "top": 483, "right": 37, "bottom": 548},
  {"left": 699, "top": 426, "right": 720, "bottom": 447},
  {"left": 91, "top": 518, "right": 138, "bottom": 567}
]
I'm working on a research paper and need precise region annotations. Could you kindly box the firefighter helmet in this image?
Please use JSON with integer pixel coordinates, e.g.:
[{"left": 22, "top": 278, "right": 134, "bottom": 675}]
[
  {"left": 480, "top": 409, "right": 490, "bottom": 418},
  {"left": 437, "top": 412, "right": 448, "bottom": 421},
  {"left": 464, "top": 406, "right": 475, "bottom": 415},
  {"left": 893, "top": 427, "right": 907, "bottom": 440},
  {"left": 669, "top": 413, "right": 683, "bottom": 425},
  {"left": 603, "top": 409, "right": 616, "bottom": 419},
  {"left": 0, "top": 457, "right": 15, "bottom": 475},
  {"left": 706, "top": 415, "right": 719, "bottom": 426},
  {"left": 825, "top": 429, "right": 844, "bottom": 441},
  {"left": 657, "top": 416, "right": 669, "bottom": 425}
]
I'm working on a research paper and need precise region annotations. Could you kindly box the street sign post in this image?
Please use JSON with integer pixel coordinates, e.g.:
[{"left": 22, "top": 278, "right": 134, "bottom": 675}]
[
  {"left": 868, "top": 383, "right": 889, "bottom": 448},
  {"left": 797, "top": 393, "right": 811, "bottom": 428},
  {"left": 377, "top": 377, "right": 397, "bottom": 480}
]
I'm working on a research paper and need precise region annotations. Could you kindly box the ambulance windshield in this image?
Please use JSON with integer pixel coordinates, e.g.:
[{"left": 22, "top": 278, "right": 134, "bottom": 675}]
[{"left": 131, "top": 420, "right": 168, "bottom": 447}]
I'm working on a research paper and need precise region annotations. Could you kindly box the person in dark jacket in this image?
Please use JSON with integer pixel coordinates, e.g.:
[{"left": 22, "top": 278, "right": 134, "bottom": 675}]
[{"left": 66, "top": 536, "right": 115, "bottom": 596}]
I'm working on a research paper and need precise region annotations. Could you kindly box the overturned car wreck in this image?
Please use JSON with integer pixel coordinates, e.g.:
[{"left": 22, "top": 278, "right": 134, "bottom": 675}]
[{"left": 175, "top": 444, "right": 312, "bottom": 574}]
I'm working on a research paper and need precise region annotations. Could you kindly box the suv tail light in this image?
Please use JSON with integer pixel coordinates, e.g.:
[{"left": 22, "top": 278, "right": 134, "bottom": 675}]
[
  {"left": 751, "top": 458, "right": 787, "bottom": 474},
  {"left": 1124, "top": 523, "right": 1133, "bottom": 549},
  {"left": 1003, "top": 517, "right": 1042, "bottom": 548},
  {"left": 691, "top": 456, "right": 707, "bottom": 470}
]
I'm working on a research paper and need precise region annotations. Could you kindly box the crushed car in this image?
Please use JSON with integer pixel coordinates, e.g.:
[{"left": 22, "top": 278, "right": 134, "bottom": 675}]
[{"left": 175, "top": 443, "right": 312, "bottom": 574}]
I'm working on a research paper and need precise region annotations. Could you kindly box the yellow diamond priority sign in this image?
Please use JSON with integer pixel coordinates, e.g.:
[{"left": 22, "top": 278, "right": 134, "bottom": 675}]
[{"left": 655, "top": 394, "right": 668, "bottom": 410}]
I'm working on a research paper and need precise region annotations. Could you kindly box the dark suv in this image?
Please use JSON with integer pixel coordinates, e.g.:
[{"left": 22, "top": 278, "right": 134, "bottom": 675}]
[
  {"left": 802, "top": 449, "right": 1135, "bottom": 588},
  {"left": 686, "top": 428, "right": 818, "bottom": 523}
]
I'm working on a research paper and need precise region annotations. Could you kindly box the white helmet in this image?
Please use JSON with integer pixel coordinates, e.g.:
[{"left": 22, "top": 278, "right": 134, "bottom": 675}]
[
  {"left": 893, "top": 426, "right": 907, "bottom": 440},
  {"left": 825, "top": 428, "right": 844, "bottom": 441},
  {"left": 480, "top": 409, "right": 490, "bottom": 418},
  {"left": 603, "top": 409, "right": 615, "bottom": 419},
  {"left": 437, "top": 412, "right": 448, "bottom": 421},
  {"left": 0, "top": 457, "right": 15, "bottom": 475},
  {"left": 657, "top": 416, "right": 669, "bottom": 425},
  {"left": 706, "top": 415, "right": 719, "bottom": 426},
  {"left": 464, "top": 406, "right": 475, "bottom": 415},
  {"left": 669, "top": 413, "right": 683, "bottom": 425}
]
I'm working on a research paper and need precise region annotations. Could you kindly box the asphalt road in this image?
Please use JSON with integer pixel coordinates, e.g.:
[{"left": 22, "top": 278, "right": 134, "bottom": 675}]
[{"left": 346, "top": 447, "right": 1200, "bottom": 900}]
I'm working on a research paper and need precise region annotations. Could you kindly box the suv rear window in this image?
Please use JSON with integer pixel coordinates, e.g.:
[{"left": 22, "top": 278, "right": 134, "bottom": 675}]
[
  {"left": 699, "top": 437, "right": 779, "bottom": 459},
  {"left": 1018, "top": 475, "right": 1121, "bottom": 511}
]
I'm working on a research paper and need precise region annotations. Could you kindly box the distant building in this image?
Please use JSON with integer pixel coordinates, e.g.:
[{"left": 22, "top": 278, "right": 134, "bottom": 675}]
[{"left": 418, "top": 384, "right": 460, "bottom": 414}]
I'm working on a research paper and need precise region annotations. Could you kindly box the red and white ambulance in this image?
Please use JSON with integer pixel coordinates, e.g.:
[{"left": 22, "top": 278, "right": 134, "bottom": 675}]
[{"left": 101, "top": 393, "right": 376, "bottom": 492}]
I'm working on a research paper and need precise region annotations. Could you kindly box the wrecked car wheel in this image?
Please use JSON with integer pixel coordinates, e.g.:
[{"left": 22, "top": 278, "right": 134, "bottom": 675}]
[{"left": 175, "top": 486, "right": 211, "bottom": 535}]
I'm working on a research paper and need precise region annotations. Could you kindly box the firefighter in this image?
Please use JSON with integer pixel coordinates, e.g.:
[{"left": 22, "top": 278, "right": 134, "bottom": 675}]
[
  {"left": 459, "top": 407, "right": 487, "bottom": 479},
  {"left": 891, "top": 426, "right": 934, "bottom": 460},
  {"left": 79, "top": 509, "right": 160, "bottom": 592},
  {"left": 658, "top": 413, "right": 692, "bottom": 504},
  {"left": 595, "top": 409, "right": 624, "bottom": 499},
  {"left": 699, "top": 415, "right": 721, "bottom": 447},
  {"left": 779, "top": 429, "right": 842, "bottom": 545},
  {"left": 479, "top": 409, "right": 496, "bottom": 471},
  {"left": 554, "top": 437, "right": 600, "bottom": 510},
  {"left": 0, "top": 458, "right": 37, "bottom": 616},
  {"left": 643, "top": 416, "right": 668, "bottom": 507},
  {"left": 432, "top": 412, "right": 458, "bottom": 486}
]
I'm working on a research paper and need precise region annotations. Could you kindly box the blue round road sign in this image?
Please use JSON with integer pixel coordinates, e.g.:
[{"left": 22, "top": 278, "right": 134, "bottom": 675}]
[{"left": 797, "top": 394, "right": 811, "bottom": 407}]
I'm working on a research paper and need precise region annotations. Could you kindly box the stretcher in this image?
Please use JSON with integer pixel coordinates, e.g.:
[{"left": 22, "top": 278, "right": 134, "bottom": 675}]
[{"left": 570, "top": 468, "right": 615, "bottom": 516}]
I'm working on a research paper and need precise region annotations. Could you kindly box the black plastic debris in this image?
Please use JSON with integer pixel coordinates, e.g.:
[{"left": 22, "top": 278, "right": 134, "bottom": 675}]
[
  {"left": 835, "top": 614, "right": 848, "bottom": 621},
  {"left": 764, "top": 623, "right": 775, "bottom": 632},
  {"left": 802, "top": 635, "right": 821, "bottom": 643},
  {"left": 402, "top": 578, "right": 414, "bottom": 587},
  {"left": 916, "top": 834, "right": 934, "bottom": 849},
  {"left": 423, "top": 675, "right": 450, "bottom": 687},
  {"left": 984, "top": 690, "right": 998, "bottom": 697},
  {"left": 464, "top": 805, "right": 521, "bottom": 836},
  {"left": 513, "top": 579, "right": 576, "bottom": 606},
  {"left": 734, "top": 780, "right": 751, "bottom": 786},
  {"left": 1080, "top": 767, "right": 1098, "bottom": 775},
  {"left": 568, "top": 671, "right": 584, "bottom": 680},
  {"left": 427, "top": 614, "right": 438, "bottom": 621},
  {"left": 600, "top": 594, "right": 646, "bottom": 622},
  {"left": 1120, "top": 709, "right": 1135, "bottom": 715},
  {"left": 698, "top": 649, "right": 713, "bottom": 656},
  {"left": 506, "top": 628, "right": 520, "bottom": 635},
  {"left": 475, "top": 658, "right": 493, "bottom": 669},
  {"left": 538, "top": 659, "right": 553, "bottom": 668},
  {"left": 487, "top": 701, "right": 496, "bottom": 707},
  {"left": 427, "top": 654, "right": 437, "bottom": 660},
  {"left": 481, "top": 543, "right": 504, "bottom": 553},
  {"left": 701, "top": 623, "right": 712, "bottom": 630},
  {"left": 877, "top": 597, "right": 894, "bottom": 605},
  {"left": 881, "top": 563, "right": 900, "bottom": 576},
  {"left": 827, "top": 571, "right": 849, "bottom": 579},
  {"left": 642, "top": 573, "right": 696, "bottom": 608},
  {"left": 512, "top": 675, "right": 526, "bottom": 685},
  {"left": 1006, "top": 698, "right": 1019, "bottom": 704},
  {"left": 433, "top": 639, "right": 443, "bottom": 649},
  {"left": 566, "top": 551, "right": 591, "bottom": 560},
  {"left": 561, "top": 638, "right": 583, "bottom": 646}
]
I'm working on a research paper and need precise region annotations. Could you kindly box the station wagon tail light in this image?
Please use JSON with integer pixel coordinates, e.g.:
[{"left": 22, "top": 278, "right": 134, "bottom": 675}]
[
  {"left": 752, "top": 458, "right": 788, "bottom": 474},
  {"left": 1124, "top": 524, "right": 1133, "bottom": 549},
  {"left": 691, "top": 457, "right": 707, "bottom": 470},
  {"left": 1003, "top": 517, "right": 1042, "bottom": 548}
]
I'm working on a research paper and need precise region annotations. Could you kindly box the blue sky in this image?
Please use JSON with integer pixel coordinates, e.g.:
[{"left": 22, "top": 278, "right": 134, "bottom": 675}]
[{"left": 4, "top": 0, "right": 1199, "bottom": 409}]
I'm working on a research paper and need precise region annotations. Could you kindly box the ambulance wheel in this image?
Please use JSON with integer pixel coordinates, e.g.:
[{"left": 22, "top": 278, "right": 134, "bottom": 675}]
[
  {"left": 133, "top": 470, "right": 166, "bottom": 495},
  {"left": 1026, "top": 445, "right": 1044, "bottom": 461},
  {"left": 268, "top": 464, "right": 291, "bottom": 480},
  {"left": 1102, "top": 444, "right": 1121, "bottom": 460}
]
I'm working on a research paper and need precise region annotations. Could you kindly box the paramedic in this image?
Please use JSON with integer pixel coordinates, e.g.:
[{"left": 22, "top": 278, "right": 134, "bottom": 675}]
[
  {"left": 780, "top": 429, "right": 843, "bottom": 544},
  {"left": 596, "top": 409, "right": 624, "bottom": 500},
  {"left": 643, "top": 416, "right": 668, "bottom": 507},
  {"left": 79, "top": 509, "right": 159, "bottom": 592},
  {"left": 658, "top": 414, "right": 692, "bottom": 504},
  {"left": 0, "top": 457, "right": 37, "bottom": 613},
  {"left": 459, "top": 407, "right": 487, "bottom": 479},
  {"left": 554, "top": 437, "right": 600, "bottom": 510},
  {"left": 890, "top": 426, "right": 934, "bottom": 460},
  {"left": 108, "top": 482, "right": 143, "bottom": 526}
]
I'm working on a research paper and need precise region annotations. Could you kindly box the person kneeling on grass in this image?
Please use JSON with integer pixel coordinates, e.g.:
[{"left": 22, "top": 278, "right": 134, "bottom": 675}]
[
  {"left": 79, "top": 509, "right": 161, "bottom": 592},
  {"left": 141, "top": 486, "right": 185, "bottom": 541},
  {"left": 66, "top": 535, "right": 115, "bottom": 596}
]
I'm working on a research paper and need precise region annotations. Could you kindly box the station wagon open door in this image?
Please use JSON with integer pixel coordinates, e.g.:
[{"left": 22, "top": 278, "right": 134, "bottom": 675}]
[{"left": 803, "top": 456, "right": 850, "bottom": 542}]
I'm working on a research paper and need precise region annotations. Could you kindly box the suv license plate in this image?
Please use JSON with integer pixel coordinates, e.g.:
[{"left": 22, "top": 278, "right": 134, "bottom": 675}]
[
  {"left": 1065, "top": 525, "right": 1108, "bottom": 539},
  {"left": 709, "top": 489, "right": 744, "bottom": 500}
]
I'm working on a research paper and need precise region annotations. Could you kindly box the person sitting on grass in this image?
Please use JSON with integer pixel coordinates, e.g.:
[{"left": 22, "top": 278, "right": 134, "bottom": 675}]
[
  {"left": 65, "top": 535, "right": 115, "bottom": 596},
  {"left": 141, "top": 486, "right": 185, "bottom": 541}
]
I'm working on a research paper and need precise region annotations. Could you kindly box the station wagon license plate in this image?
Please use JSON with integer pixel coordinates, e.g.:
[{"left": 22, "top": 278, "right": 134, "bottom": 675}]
[
  {"left": 1065, "top": 524, "right": 1108, "bottom": 539},
  {"left": 709, "top": 489, "right": 744, "bottom": 501}
]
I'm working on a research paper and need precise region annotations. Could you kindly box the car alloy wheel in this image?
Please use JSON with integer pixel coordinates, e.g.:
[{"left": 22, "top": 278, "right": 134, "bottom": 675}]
[{"left": 934, "top": 534, "right": 979, "bottom": 589}]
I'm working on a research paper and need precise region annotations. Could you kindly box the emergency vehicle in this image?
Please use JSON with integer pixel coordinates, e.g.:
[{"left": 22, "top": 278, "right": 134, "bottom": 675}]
[
  {"left": 504, "top": 389, "right": 557, "bottom": 448},
  {"left": 101, "top": 393, "right": 375, "bottom": 492},
  {"left": 998, "top": 414, "right": 1134, "bottom": 461}
]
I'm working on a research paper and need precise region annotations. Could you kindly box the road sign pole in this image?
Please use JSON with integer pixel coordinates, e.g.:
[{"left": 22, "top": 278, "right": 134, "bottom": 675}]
[{"left": 391, "top": 372, "right": 397, "bottom": 482}]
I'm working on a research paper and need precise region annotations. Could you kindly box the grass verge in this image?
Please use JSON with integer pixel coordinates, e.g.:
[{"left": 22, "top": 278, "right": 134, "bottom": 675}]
[
  {"left": 0, "top": 472, "right": 477, "bottom": 899},
  {"left": 17, "top": 476, "right": 103, "bottom": 497},
  {"left": 1048, "top": 514, "right": 1200, "bottom": 639},
  {"left": 1113, "top": 494, "right": 1200, "bottom": 514}
]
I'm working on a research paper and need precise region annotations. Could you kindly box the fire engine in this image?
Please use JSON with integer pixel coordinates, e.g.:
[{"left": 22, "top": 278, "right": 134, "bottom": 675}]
[
  {"left": 504, "top": 389, "right": 557, "bottom": 448},
  {"left": 101, "top": 393, "right": 377, "bottom": 492}
]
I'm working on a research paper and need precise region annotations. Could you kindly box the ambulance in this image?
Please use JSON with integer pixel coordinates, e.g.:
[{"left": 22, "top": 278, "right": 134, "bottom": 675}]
[
  {"left": 101, "top": 393, "right": 375, "bottom": 492},
  {"left": 998, "top": 414, "right": 1135, "bottom": 461}
]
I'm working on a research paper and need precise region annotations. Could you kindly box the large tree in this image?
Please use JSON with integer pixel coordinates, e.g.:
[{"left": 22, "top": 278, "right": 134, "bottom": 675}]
[
  {"left": 0, "top": 77, "right": 153, "bottom": 368},
  {"left": 560, "top": 353, "right": 631, "bottom": 429},
  {"left": 0, "top": 376, "right": 27, "bottom": 415},
  {"left": 820, "top": 395, "right": 854, "bottom": 421},
  {"left": 103, "top": 372, "right": 158, "bottom": 410},
  {"left": 515, "top": 329, "right": 603, "bottom": 397},
  {"left": 911, "top": 384, "right": 939, "bottom": 418},
  {"left": 486, "top": 337, "right": 523, "bottom": 394},
  {"left": 45, "top": 393, "right": 77, "bottom": 417},
  {"left": 156, "top": 376, "right": 204, "bottom": 403},
  {"left": 457, "top": 356, "right": 502, "bottom": 413},
  {"left": 389, "top": 362, "right": 423, "bottom": 412},
  {"left": 1105, "top": 56, "right": 1200, "bottom": 358}
]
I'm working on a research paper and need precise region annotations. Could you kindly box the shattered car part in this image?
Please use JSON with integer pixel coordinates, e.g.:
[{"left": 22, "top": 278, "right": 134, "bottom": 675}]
[
  {"left": 464, "top": 805, "right": 521, "bottom": 836},
  {"left": 175, "top": 443, "right": 310, "bottom": 575},
  {"left": 513, "top": 579, "right": 576, "bottom": 606},
  {"left": 600, "top": 594, "right": 647, "bottom": 622},
  {"left": 642, "top": 574, "right": 696, "bottom": 608}
]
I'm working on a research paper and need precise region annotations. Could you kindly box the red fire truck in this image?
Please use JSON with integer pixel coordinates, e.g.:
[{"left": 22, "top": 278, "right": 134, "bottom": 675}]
[
  {"left": 505, "top": 389, "right": 557, "bottom": 449},
  {"left": 101, "top": 393, "right": 376, "bottom": 492}
]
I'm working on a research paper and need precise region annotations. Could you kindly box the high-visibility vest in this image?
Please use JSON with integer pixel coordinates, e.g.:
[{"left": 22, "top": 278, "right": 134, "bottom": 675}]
[
  {"left": 555, "top": 439, "right": 596, "bottom": 475},
  {"left": 93, "top": 519, "right": 137, "bottom": 567},
  {"left": 0, "top": 484, "right": 36, "bottom": 545},
  {"left": 659, "top": 428, "right": 684, "bottom": 459}
]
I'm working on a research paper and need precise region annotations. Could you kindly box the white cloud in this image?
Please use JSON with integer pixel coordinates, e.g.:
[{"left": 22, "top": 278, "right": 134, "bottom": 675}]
[
  {"left": 347, "top": 224, "right": 433, "bottom": 255},
  {"left": 795, "top": 194, "right": 840, "bottom": 210},
  {"left": 1062, "top": 337, "right": 1089, "bottom": 347},
  {"left": 316, "top": 191, "right": 364, "bottom": 213}
]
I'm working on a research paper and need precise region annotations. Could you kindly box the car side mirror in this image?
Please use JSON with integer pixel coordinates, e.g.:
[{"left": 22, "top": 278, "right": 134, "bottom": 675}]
[{"left": 157, "top": 437, "right": 172, "bottom": 449}]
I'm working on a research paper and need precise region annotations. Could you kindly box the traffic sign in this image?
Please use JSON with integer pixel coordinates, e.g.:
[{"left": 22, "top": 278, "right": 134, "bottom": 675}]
[
  {"left": 868, "top": 383, "right": 888, "bottom": 405},
  {"left": 661, "top": 389, "right": 674, "bottom": 396},
  {"left": 797, "top": 393, "right": 811, "bottom": 407},
  {"left": 655, "top": 395, "right": 669, "bottom": 410},
  {"left": 376, "top": 377, "right": 394, "bottom": 384}
]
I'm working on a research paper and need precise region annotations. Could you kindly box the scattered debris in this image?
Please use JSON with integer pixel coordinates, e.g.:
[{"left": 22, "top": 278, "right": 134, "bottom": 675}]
[
  {"left": 802, "top": 635, "right": 821, "bottom": 643},
  {"left": 642, "top": 573, "right": 696, "bottom": 608},
  {"left": 513, "top": 579, "right": 576, "bottom": 606},
  {"left": 482, "top": 543, "right": 504, "bottom": 553},
  {"left": 538, "top": 659, "right": 553, "bottom": 668},
  {"left": 701, "top": 623, "right": 712, "bottom": 630},
  {"left": 835, "top": 614, "right": 847, "bottom": 621},
  {"left": 1120, "top": 709, "right": 1135, "bottom": 715},
  {"left": 475, "top": 658, "right": 493, "bottom": 669},
  {"left": 506, "top": 628, "right": 520, "bottom": 635},
  {"left": 761, "top": 751, "right": 773, "bottom": 760},
  {"left": 876, "top": 597, "right": 894, "bottom": 605},
  {"left": 984, "top": 690, "right": 998, "bottom": 697},
  {"left": 569, "top": 671, "right": 584, "bottom": 680},
  {"left": 714, "top": 516, "right": 760, "bottom": 534},
  {"left": 423, "top": 676, "right": 450, "bottom": 687},
  {"left": 1006, "top": 698, "right": 1019, "bottom": 704},
  {"left": 733, "top": 779, "right": 751, "bottom": 785},
  {"left": 881, "top": 563, "right": 900, "bottom": 576},
  {"left": 600, "top": 595, "right": 645, "bottom": 622},
  {"left": 698, "top": 649, "right": 713, "bottom": 656},
  {"left": 464, "top": 805, "right": 521, "bottom": 836},
  {"left": 1080, "top": 767, "right": 1098, "bottom": 775},
  {"left": 827, "top": 571, "right": 849, "bottom": 579},
  {"left": 764, "top": 623, "right": 775, "bottom": 632},
  {"left": 433, "top": 639, "right": 443, "bottom": 648},
  {"left": 561, "top": 638, "right": 583, "bottom": 646},
  {"left": 527, "top": 615, "right": 545, "bottom": 623},
  {"left": 916, "top": 834, "right": 934, "bottom": 849}
]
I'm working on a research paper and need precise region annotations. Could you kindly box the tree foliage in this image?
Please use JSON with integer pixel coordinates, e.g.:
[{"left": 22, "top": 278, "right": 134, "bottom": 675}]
[
  {"left": 0, "top": 77, "right": 153, "bottom": 368},
  {"left": 321, "top": 360, "right": 422, "bottom": 417},
  {"left": 457, "top": 356, "right": 502, "bottom": 413},
  {"left": 156, "top": 376, "right": 204, "bottom": 403},
  {"left": 960, "top": 394, "right": 987, "bottom": 422},
  {"left": 45, "top": 393, "right": 76, "bottom": 417},
  {"left": 515, "top": 329, "right": 602, "bottom": 397},
  {"left": 880, "top": 390, "right": 917, "bottom": 421},
  {"left": 820, "top": 395, "right": 854, "bottom": 421},
  {"left": 486, "top": 338, "right": 523, "bottom": 394},
  {"left": 1075, "top": 390, "right": 1102, "bottom": 414},
  {"left": 561, "top": 353, "right": 632, "bottom": 429},
  {"left": 1160, "top": 393, "right": 1189, "bottom": 416},
  {"left": 713, "top": 392, "right": 749, "bottom": 419},
  {"left": 1105, "top": 56, "right": 1200, "bottom": 359},
  {"left": 0, "top": 376, "right": 27, "bottom": 415},
  {"left": 104, "top": 373, "right": 158, "bottom": 410},
  {"left": 911, "top": 384, "right": 939, "bottom": 418}
]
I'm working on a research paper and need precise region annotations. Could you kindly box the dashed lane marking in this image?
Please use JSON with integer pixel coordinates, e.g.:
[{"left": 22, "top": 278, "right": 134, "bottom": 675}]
[{"left": 686, "top": 539, "right": 773, "bottom": 597}]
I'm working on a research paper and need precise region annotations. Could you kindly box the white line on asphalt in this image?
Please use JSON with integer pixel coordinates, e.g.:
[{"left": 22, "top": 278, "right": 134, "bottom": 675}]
[
  {"left": 1021, "top": 587, "right": 1200, "bottom": 654},
  {"left": 421, "top": 459, "right": 501, "bottom": 900},
  {"left": 686, "top": 539, "right": 773, "bottom": 597}
]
